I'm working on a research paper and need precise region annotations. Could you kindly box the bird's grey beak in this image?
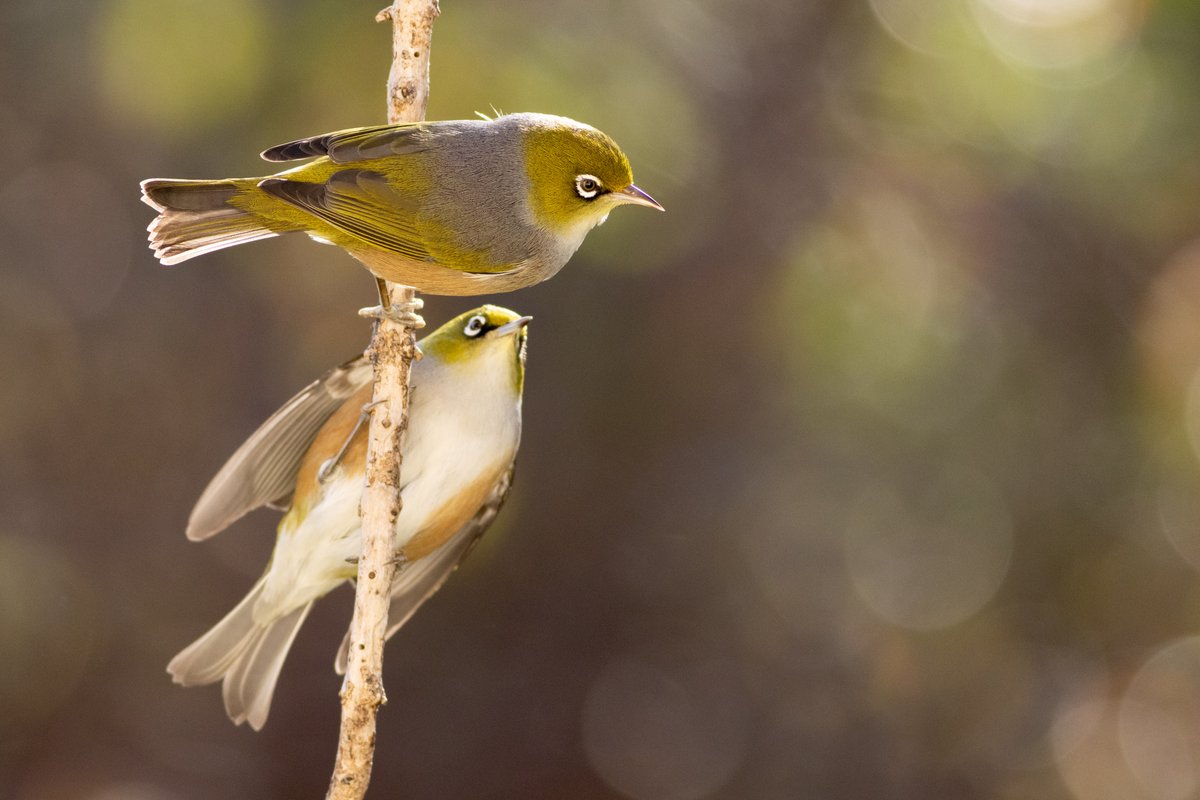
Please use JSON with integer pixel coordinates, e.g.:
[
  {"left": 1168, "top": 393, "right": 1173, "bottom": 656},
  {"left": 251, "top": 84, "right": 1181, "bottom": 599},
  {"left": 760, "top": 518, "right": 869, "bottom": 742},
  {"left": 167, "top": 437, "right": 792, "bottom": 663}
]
[
  {"left": 614, "top": 184, "right": 664, "bottom": 212},
  {"left": 489, "top": 316, "right": 533, "bottom": 338}
]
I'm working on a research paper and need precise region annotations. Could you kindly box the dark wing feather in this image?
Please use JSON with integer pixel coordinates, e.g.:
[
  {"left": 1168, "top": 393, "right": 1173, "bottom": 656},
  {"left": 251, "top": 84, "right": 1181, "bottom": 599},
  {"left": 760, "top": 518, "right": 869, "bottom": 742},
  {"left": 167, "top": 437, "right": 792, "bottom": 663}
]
[
  {"left": 260, "top": 123, "right": 434, "bottom": 163},
  {"left": 334, "top": 468, "right": 515, "bottom": 674},
  {"left": 186, "top": 355, "right": 374, "bottom": 541},
  {"left": 257, "top": 170, "right": 433, "bottom": 262}
]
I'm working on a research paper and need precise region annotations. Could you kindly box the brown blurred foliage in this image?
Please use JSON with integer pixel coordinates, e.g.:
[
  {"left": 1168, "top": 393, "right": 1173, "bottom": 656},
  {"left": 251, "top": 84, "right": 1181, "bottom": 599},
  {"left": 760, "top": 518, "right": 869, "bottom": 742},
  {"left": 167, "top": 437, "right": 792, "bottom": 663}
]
[{"left": 5, "top": 0, "right": 1200, "bottom": 798}]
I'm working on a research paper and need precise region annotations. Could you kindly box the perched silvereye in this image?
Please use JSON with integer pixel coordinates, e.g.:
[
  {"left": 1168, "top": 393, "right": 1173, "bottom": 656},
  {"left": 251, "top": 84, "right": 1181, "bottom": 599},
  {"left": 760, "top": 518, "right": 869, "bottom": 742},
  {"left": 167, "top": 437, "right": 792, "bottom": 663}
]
[
  {"left": 168, "top": 306, "right": 529, "bottom": 730},
  {"left": 141, "top": 113, "right": 662, "bottom": 296}
]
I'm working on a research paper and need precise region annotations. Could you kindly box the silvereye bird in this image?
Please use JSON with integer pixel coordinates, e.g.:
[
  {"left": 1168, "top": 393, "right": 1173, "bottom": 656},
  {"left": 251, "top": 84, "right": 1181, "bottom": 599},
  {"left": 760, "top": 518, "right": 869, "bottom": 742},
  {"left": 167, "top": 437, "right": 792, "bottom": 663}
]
[
  {"left": 140, "top": 113, "right": 663, "bottom": 296},
  {"left": 168, "top": 305, "right": 529, "bottom": 730}
]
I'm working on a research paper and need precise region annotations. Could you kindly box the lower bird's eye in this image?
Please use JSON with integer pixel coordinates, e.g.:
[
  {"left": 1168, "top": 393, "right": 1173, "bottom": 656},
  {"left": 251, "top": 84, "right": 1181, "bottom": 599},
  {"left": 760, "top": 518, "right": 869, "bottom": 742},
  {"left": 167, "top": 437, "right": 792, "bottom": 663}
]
[
  {"left": 575, "top": 174, "right": 601, "bottom": 199},
  {"left": 464, "top": 315, "right": 487, "bottom": 337}
]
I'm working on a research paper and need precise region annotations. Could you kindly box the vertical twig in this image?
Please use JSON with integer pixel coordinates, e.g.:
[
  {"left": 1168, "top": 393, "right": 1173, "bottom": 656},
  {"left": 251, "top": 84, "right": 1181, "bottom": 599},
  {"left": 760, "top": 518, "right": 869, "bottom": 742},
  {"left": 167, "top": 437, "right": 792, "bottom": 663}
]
[{"left": 326, "top": 2, "right": 439, "bottom": 798}]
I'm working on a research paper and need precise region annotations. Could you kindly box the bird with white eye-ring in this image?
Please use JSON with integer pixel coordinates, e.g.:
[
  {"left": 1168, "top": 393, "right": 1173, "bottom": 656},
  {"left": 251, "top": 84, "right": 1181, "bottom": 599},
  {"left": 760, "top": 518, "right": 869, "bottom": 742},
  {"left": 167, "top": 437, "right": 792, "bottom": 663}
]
[
  {"left": 140, "top": 113, "right": 664, "bottom": 324},
  {"left": 167, "top": 305, "right": 532, "bottom": 730}
]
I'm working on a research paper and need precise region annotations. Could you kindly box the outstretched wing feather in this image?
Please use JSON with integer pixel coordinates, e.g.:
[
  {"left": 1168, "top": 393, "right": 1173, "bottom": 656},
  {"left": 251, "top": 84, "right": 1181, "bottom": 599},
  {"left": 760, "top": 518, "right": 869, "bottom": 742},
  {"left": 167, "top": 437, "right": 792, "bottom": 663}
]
[{"left": 186, "top": 356, "right": 374, "bottom": 541}]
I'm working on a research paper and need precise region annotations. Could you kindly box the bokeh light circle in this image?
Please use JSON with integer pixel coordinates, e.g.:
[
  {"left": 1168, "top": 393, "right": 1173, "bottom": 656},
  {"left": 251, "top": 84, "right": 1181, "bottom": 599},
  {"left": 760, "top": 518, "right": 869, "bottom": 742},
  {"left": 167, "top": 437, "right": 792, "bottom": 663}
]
[
  {"left": 1118, "top": 637, "right": 1200, "bottom": 800},
  {"left": 971, "top": 0, "right": 1142, "bottom": 72},
  {"left": 844, "top": 469, "right": 1012, "bottom": 631},
  {"left": 582, "top": 657, "right": 749, "bottom": 800},
  {"left": 1051, "top": 681, "right": 1152, "bottom": 800}
]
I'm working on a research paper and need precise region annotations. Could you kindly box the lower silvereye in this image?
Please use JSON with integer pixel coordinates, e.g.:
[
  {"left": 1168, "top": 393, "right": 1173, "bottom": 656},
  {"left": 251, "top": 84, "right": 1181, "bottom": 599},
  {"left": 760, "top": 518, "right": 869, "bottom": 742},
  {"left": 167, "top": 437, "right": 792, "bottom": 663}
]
[
  {"left": 168, "top": 306, "right": 529, "bottom": 730},
  {"left": 140, "top": 113, "right": 662, "bottom": 296}
]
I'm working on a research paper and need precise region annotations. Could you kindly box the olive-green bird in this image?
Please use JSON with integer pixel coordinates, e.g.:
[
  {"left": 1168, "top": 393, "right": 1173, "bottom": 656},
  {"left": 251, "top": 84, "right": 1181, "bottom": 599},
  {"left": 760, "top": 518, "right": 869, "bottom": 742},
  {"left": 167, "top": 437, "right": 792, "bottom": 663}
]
[{"left": 140, "top": 113, "right": 662, "bottom": 296}]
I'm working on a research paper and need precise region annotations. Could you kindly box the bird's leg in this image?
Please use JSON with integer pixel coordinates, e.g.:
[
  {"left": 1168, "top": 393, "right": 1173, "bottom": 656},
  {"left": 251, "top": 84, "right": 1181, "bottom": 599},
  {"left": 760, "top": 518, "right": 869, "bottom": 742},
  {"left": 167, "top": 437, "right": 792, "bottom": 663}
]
[
  {"left": 359, "top": 277, "right": 426, "bottom": 330},
  {"left": 318, "top": 400, "right": 383, "bottom": 484},
  {"left": 345, "top": 551, "right": 410, "bottom": 569}
]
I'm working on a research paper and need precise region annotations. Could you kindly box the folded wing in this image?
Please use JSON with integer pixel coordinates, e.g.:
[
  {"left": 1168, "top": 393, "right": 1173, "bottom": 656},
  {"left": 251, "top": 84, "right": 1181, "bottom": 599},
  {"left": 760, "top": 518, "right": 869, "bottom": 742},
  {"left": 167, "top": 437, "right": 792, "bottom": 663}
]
[{"left": 334, "top": 468, "right": 514, "bottom": 674}]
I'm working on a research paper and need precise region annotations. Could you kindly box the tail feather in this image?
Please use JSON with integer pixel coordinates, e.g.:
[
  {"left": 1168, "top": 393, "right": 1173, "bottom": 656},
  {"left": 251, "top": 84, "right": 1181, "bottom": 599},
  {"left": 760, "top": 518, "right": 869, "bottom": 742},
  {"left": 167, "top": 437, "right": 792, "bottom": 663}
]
[
  {"left": 142, "top": 179, "right": 239, "bottom": 212},
  {"left": 223, "top": 603, "right": 311, "bottom": 730},
  {"left": 168, "top": 576, "right": 266, "bottom": 687},
  {"left": 141, "top": 178, "right": 283, "bottom": 265},
  {"left": 167, "top": 577, "right": 313, "bottom": 730}
]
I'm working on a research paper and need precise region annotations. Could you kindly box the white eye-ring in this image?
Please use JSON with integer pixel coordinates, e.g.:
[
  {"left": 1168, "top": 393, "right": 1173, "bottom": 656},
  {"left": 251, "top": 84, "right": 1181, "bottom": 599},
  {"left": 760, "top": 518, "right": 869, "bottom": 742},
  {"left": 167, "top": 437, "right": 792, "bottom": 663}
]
[
  {"left": 575, "top": 174, "right": 602, "bottom": 199},
  {"left": 464, "top": 314, "right": 487, "bottom": 337}
]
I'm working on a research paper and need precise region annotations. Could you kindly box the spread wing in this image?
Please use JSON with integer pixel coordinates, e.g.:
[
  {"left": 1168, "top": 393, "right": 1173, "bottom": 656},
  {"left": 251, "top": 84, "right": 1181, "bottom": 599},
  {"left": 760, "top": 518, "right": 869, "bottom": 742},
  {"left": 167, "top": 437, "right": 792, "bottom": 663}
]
[
  {"left": 260, "top": 123, "right": 435, "bottom": 163},
  {"left": 334, "top": 467, "right": 515, "bottom": 674},
  {"left": 257, "top": 169, "right": 434, "bottom": 262},
  {"left": 186, "top": 355, "right": 374, "bottom": 541}
]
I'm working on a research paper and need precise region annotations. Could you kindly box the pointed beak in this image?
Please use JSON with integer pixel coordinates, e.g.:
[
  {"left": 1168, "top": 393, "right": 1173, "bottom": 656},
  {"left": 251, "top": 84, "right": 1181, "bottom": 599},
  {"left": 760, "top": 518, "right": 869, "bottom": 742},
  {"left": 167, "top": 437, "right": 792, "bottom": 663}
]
[
  {"left": 489, "top": 316, "right": 533, "bottom": 339},
  {"left": 614, "top": 184, "right": 665, "bottom": 212}
]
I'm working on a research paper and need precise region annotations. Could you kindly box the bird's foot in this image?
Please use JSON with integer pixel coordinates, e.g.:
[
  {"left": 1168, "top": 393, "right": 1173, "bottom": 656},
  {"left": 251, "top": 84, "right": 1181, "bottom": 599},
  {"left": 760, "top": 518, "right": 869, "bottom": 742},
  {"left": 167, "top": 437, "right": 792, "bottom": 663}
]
[
  {"left": 317, "top": 400, "right": 383, "bottom": 484},
  {"left": 359, "top": 296, "right": 425, "bottom": 330},
  {"left": 344, "top": 551, "right": 410, "bottom": 568}
]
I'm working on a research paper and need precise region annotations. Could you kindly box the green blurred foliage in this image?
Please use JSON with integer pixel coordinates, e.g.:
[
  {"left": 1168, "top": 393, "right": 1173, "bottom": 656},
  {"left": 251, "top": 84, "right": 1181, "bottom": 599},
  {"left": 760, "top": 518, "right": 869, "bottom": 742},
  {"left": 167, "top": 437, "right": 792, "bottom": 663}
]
[
  {"left": 7, "top": 0, "right": 1200, "bottom": 798},
  {"left": 96, "top": 0, "right": 270, "bottom": 137}
]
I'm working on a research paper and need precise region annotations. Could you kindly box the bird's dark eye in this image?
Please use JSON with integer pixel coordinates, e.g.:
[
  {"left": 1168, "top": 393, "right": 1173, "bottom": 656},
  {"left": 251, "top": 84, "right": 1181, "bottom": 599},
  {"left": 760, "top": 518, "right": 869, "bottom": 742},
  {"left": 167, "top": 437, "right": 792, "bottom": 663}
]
[
  {"left": 575, "top": 174, "right": 601, "bottom": 200},
  {"left": 464, "top": 315, "right": 487, "bottom": 337}
]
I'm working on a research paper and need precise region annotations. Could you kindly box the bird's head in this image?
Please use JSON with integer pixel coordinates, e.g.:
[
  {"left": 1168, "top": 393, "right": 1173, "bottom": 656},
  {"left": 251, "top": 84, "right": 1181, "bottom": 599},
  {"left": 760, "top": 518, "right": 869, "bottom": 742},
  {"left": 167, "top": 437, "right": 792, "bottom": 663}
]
[
  {"left": 517, "top": 114, "right": 663, "bottom": 237},
  {"left": 421, "top": 305, "right": 531, "bottom": 395}
]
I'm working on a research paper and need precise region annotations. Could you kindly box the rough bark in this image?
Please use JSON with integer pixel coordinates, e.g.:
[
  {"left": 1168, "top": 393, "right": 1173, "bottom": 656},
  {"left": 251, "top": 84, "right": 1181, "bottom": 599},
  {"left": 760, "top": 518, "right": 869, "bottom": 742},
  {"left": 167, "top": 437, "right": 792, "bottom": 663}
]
[{"left": 326, "top": 2, "right": 439, "bottom": 798}]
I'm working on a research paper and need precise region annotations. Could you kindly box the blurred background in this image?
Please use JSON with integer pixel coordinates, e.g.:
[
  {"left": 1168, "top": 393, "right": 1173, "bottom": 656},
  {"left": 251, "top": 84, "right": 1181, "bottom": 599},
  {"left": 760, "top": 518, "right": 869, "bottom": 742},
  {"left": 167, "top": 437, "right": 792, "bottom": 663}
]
[{"left": 5, "top": 0, "right": 1200, "bottom": 797}]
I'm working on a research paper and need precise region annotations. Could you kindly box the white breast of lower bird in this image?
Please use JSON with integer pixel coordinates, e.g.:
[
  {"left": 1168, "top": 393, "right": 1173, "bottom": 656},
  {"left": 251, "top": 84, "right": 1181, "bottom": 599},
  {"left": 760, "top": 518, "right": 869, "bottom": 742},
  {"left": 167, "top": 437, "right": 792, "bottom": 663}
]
[
  {"left": 254, "top": 345, "right": 521, "bottom": 622},
  {"left": 394, "top": 351, "right": 522, "bottom": 548}
]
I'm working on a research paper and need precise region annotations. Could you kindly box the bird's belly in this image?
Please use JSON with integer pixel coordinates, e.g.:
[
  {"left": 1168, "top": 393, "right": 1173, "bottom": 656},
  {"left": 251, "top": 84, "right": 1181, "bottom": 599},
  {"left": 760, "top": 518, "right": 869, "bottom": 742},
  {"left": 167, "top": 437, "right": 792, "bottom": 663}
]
[
  {"left": 261, "top": 388, "right": 518, "bottom": 617},
  {"left": 348, "top": 246, "right": 555, "bottom": 296},
  {"left": 398, "top": 468, "right": 509, "bottom": 560},
  {"left": 257, "top": 479, "right": 364, "bottom": 620}
]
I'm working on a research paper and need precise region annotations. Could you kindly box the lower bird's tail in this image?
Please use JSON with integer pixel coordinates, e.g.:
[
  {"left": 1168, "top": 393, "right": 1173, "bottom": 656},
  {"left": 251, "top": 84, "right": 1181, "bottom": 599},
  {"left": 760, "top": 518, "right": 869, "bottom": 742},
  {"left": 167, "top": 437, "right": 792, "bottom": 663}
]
[
  {"left": 167, "top": 576, "right": 312, "bottom": 730},
  {"left": 141, "top": 178, "right": 286, "bottom": 265}
]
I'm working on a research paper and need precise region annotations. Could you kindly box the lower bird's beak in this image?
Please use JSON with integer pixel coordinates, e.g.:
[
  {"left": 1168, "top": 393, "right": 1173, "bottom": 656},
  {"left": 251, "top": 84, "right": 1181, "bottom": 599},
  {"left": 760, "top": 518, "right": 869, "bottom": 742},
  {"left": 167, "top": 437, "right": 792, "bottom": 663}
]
[
  {"left": 489, "top": 316, "right": 533, "bottom": 338},
  {"left": 614, "top": 184, "right": 665, "bottom": 212}
]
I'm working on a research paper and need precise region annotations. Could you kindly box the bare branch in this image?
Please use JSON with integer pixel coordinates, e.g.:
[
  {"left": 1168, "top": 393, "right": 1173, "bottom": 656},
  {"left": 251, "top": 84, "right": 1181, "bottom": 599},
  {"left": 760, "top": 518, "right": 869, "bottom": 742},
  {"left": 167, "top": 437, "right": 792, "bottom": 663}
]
[{"left": 326, "top": 2, "right": 439, "bottom": 798}]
